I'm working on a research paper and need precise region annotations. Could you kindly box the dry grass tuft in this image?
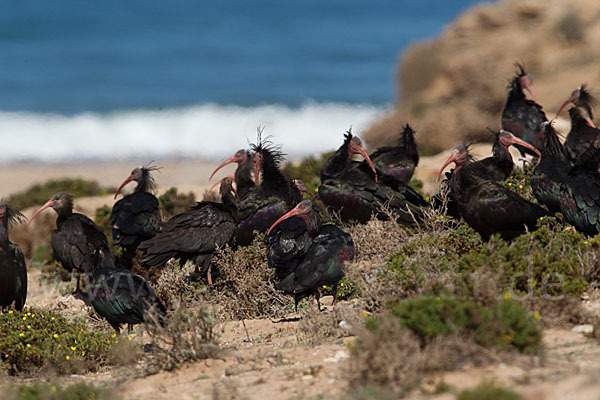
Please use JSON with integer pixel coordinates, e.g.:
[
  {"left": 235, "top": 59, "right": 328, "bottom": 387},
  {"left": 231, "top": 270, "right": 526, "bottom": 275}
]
[
  {"left": 296, "top": 302, "right": 364, "bottom": 344},
  {"left": 144, "top": 301, "right": 220, "bottom": 373},
  {"left": 153, "top": 259, "right": 196, "bottom": 308},
  {"left": 206, "top": 238, "right": 292, "bottom": 320}
]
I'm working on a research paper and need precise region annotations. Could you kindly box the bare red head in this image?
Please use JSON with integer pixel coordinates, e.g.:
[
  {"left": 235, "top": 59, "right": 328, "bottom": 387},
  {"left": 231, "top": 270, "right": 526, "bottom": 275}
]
[
  {"left": 437, "top": 145, "right": 468, "bottom": 182},
  {"left": 114, "top": 167, "right": 143, "bottom": 200},
  {"left": 252, "top": 151, "right": 264, "bottom": 187},
  {"left": 293, "top": 179, "right": 315, "bottom": 199},
  {"left": 349, "top": 136, "right": 377, "bottom": 182},
  {"left": 557, "top": 87, "right": 595, "bottom": 127},
  {"left": 519, "top": 74, "right": 536, "bottom": 102},
  {"left": 267, "top": 200, "right": 313, "bottom": 235},
  {"left": 210, "top": 149, "right": 248, "bottom": 181},
  {"left": 30, "top": 192, "right": 73, "bottom": 222},
  {"left": 498, "top": 130, "right": 541, "bottom": 157}
]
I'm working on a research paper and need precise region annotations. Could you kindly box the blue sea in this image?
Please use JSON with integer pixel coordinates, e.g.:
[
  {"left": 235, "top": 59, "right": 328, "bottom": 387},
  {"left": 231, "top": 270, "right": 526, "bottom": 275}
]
[{"left": 0, "top": 0, "right": 488, "bottom": 162}]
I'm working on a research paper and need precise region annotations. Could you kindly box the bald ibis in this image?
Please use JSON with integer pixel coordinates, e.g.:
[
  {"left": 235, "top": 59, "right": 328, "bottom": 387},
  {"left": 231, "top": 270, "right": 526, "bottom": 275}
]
[
  {"left": 368, "top": 124, "right": 419, "bottom": 184},
  {"left": 556, "top": 84, "right": 595, "bottom": 126},
  {"left": 111, "top": 165, "right": 162, "bottom": 268},
  {"left": 234, "top": 133, "right": 303, "bottom": 246},
  {"left": 75, "top": 250, "right": 166, "bottom": 334},
  {"left": 439, "top": 147, "right": 550, "bottom": 241},
  {"left": 501, "top": 64, "right": 547, "bottom": 157},
  {"left": 210, "top": 149, "right": 255, "bottom": 199},
  {"left": 531, "top": 122, "right": 570, "bottom": 213},
  {"left": 138, "top": 177, "right": 237, "bottom": 284},
  {"left": 0, "top": 202, "right": 27, "bottom": 311},
  {"left": 267, "top": 200, "right": 354, "bottom": 311},
  {"left": 563, "top": 106, "right": 600, "bottom": 162},
  {"left": 558, "top": 138, "right": 600, "bottom": 235},
  {"left": 30, "top": 192, "right": 114, "bottom": 286},
  {"left": 472, "top": 130, "right": 540, "bottom": 181},
  {"left": 319, "top": 130, "right": 427, "bottom": 224}
]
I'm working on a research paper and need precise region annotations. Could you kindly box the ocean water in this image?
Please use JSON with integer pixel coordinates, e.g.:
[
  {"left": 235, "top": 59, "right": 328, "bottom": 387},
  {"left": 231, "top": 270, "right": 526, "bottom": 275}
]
[{"left": 0, "top": 0, "right": 487, "bottom": 162}]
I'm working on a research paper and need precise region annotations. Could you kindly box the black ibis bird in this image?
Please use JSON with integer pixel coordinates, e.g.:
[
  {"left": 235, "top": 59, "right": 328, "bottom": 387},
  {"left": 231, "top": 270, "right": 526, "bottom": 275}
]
[
  {"left": 111, "top": 165, "right": 162, "bottom": 269},
  {"left": 138, "top": 177, "right": 237, "bottom": 284},
  {"left": 267, "top": 200, "right": 354, "bottom": 311},
  {"left": 210, "top": 149, "right": 255, "bottom": 199},
  {"left": 30, "top": 192, "right": 114, "bottom": 288},
  {"left": 471, "top": 130, "right": 540, "bottom": 181},
  {"left": 234, "top": 133, "right": 303, "bottom": 246},
  {"left": 75, "top": 250, "right": 166, "bottom": 334},
  {"left": 562, "top": 106, "right": 600, "bottom": 162},
  {"left": 0, "top": 202, "right": 27, "bottom": 311},
  {"left": 439, "top": 146, "right": 550, "bottom": 241},
  {"left": 556, "top": 84, "right": 595, "bottom": 126},
  {"left": 368, "top": 124, "right": 419, "bottom": 184},
  {"left": 501, "top": 64, "right": 547, "bottom": 157},
  {"left": 558, "top": 138, "right": 600, "bottom": 235},
  {"left": 319, "top": 130, "right": 427, "bottom": 224},
  {"left": 531, "top": 122, "right": 570, "bottom": 213}
]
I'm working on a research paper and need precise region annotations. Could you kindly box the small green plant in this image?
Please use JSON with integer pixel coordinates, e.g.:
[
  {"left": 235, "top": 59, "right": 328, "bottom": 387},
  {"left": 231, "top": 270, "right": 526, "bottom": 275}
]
[
  {"left": 94, "top": 205, "right": 113, "bottom": 245},
  {"left": 6, "top": 382, "right": 117, "bottom": 400},
  {"left": 457, "top": 382, "right": 522, "bottom": 400},
  {"left": 282, "top": 151, "right": 333, "bottom": 194},
  {"left": 7, "top": 178, "right": 114, "bottom": 211},
  {"left": 384, "top": 295, "right": 542, "bottom": 353},
  {"left": 158, "top": 187, "right": 195, "bottom": 220},
  {"left": 0, "top": 308, "right": 112, "bottom": 375},
  {"left": 321, "top": 277, "right": 358, "bottom": 301}
]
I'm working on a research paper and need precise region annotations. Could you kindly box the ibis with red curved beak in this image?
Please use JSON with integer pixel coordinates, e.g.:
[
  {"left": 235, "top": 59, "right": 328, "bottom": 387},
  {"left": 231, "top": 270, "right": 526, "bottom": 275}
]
[
  {"left": 266, "top": 200, "right": 354, "bottom": 311},
  {"left": 501, "top": 63, "right": 547, "bottom": 157},
  {"left": 0, "top": 202, "right": 27, "bottom": 311},
  {"left": 30, "top": 192, "right": 114, "bottom": 289},
  {"left": 563, "top": 103, "right": 600, "bottom": 162},
  {"left": 110, "top": 165, "right": 162, "bottom": 269},
  {"left": 439, "top": 147, "right": 550, "bottom": 241},
  {"left": 210, "top": 149, "right": 255, "bottom": 199},
  {"left": 556, "top": 84, "right": 595, "bottom": 127},
  {"left": 319, "top": 129, "right": 428, "bottom": 224}
]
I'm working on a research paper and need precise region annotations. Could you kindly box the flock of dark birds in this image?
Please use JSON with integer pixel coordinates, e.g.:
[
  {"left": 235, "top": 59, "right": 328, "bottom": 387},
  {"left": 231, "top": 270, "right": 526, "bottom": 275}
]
[{"left": 1, "top": 63, "right": 600, "bottom": 334}]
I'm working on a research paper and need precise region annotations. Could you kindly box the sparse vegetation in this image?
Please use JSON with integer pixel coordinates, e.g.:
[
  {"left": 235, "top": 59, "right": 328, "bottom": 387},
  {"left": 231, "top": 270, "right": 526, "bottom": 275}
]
[
  {"left": 282, "top": 151, "right": 333, "bottom": 194},
  {"left": 94, "top": 204, "right": 113, "bottom": 245},
  {"left": 7, "top": 178, "right": 114, "bottom": 211},
  {"left": 0, "top": 308, "right": 112, "bottom": 375},
  {"left": 5, "top": 382, "right": 117, "bottom": 400},
  {"left": 158, "top": 187, "right": 195, "bottom": 219},
  {"left": 457, "top": 382, "right": 522, "bottom": 400}
]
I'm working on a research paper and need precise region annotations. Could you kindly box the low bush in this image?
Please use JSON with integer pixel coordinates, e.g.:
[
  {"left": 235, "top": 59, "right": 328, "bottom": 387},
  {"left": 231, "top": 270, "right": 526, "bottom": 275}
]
[
  {"left": 282, "top": 151, "right": 333, "bottom": 194},
  {"left": 0, "top": 308, "right": 112, "bottom": 375},
  {"left": 158, "top": 187, "right": 195, "bottom": 220},
  {"left": 5, "top": 382, "right": 117, "bottom": 400},
  {"left": 7, "top": 178, "right": 114, "bottom": 211},
  {"left": 457, "top": 382, "right": 522, "bottom": 400}
]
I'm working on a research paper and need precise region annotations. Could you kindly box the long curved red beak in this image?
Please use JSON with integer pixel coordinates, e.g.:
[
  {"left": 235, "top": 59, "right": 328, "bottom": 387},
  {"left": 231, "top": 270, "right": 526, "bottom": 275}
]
[
  {"left": 509, "top": 136, "right": 541, "bottom": 157},
  {"left": 585, "top": 116, "right": 596, "bottom": 128},
  {"left": 209, "top": 174, "right": 235, "bottom": 192},
  {"left": 556, "top": 98, "right": 571, "bottom": 119},
  {"left": 114, "top": 177, "right": 133, "bottom": 200},
  {"left": 357, "top": 147, "right": 377, "bottom": 183},
  {"left": 30, "top": 199, "right": 54, "bottom": 223},
  {"left": 295, "top": 182, "right": 315, "bottom": 199},
  {"left": 437, "top": 153, "right": 457, "bottom": 182},
  {"left": 267, "top": 207, "right": 301, "bottom": 235},
  {"left": 209, "top": 156, "right": 236, "bottom": 181}
]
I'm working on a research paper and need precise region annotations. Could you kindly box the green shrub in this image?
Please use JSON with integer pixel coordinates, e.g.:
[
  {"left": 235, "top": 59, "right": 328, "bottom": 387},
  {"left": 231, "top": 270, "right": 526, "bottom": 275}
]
[
  {"left": 94, "top": 205, "right": 113, "bottom": 245},
  {"left": 6, "top": 382, "right": 116, "bottom": 400},
  {"left": 321, "top": 277, "right": 358, "bottom": 301},
  {"left": 457, "top": 382, "right": 521, "bottom": 400},
  {"left": 0, "top": 308, "right": 112, "bottom": 375},
  {"left": 7, "top": 178, "right": 114, "bottom": 211},
  {"left": 384, "top": 295, "right": 542, "bottom": 353},
  {"left": 282, "top": 151, "right": 333, "bottom": 194},
  {"left": 158, "top": 187, "right": 195, "bottom": 220}
]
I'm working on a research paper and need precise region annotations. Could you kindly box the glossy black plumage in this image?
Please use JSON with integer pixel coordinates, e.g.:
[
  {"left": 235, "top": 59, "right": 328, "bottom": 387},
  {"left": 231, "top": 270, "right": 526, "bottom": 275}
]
[
  {"left": 267, "top": 200, "right": 354, "bottom": 310},
  {"left": 234, "top": 133, "right": 301, "bottom": 246},
  {"left": 559, "top": 139, "right": 600, "bottom": 235},
  {"left": 501, "top": 64, "right": 547, "bottom": 157},
  {"left": 531, "top": 122, "right": 570, "bottom": 213},
  {"left": 76, "top": 252, "right": 166, "bottom": 334},
  {"left": 449, "top": 156, "right": 550, "bottom": 241},
  {"left": 368, "top": 124, "right": 419, "bottom": 183},
  {"left": 472, "top": 133, "right": 514, "bottom": 181},
  {"left": 0, "top": 203, "right": 27, "bottom": 311},
  {"left": 31, "top": 193, "right": 114, "bottom": 277},
  {"left": 111, "top": 166, "right": 162, "bottom": 268},
  {"left": 319, "top": 130, "right": 427, "bottom": 224},
  {"left": 564, "top": 107, "right": 600, "bottom": 162},
  {"left": 138, "top": 178, "right": 237, "bottom": 282}
]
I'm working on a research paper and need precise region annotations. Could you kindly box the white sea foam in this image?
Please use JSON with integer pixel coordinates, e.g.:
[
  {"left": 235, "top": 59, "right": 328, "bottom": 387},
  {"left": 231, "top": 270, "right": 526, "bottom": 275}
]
[{"left": 0, "top": 102, "right": 388, "bottom": 163}]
